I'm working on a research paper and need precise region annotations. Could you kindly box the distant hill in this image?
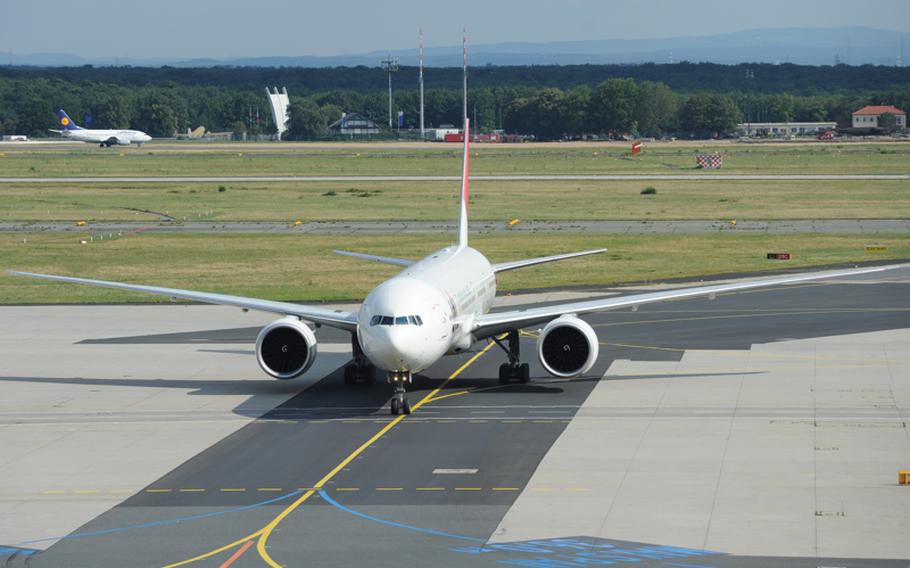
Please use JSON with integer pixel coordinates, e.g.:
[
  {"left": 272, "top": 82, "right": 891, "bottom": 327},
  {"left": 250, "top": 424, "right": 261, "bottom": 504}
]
[{"left": 4, "top": 26, "right": 908, "bottom": 68}]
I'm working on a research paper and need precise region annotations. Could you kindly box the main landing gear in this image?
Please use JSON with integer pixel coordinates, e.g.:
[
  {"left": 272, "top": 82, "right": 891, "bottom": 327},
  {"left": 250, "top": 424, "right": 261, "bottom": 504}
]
[
  {"left": 494, "top": 330, "right": 530, "bottom": 384},
  {"left": 388, "top": 371, "right": 412, "bottom": 415},
  {"left": 344, "top": 334, "right": 376, "bottom": 385}
]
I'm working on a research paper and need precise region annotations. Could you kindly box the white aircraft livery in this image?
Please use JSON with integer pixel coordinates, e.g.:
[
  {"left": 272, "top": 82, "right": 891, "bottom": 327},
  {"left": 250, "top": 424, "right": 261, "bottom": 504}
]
[
  {"left": 9, "top": 119, "right": 906, "bottom": 414},
  {"left": 50, "top": 109, "right": 152, "bottom": 147}
]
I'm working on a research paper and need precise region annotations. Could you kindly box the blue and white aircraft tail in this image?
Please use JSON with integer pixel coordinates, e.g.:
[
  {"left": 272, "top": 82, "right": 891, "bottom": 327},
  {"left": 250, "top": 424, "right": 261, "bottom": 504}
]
[{"left": 55, "top": 109, "right": 83, "bottom": 131}]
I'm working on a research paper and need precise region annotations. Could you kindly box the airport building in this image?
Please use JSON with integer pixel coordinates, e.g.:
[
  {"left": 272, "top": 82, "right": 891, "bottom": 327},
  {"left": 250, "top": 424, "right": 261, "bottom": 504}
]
[
  {"left": 852, "top": 105, "right": 906, "bottom": 129},
  {"left": 328, "top": 112, "right": 381, "bottom": 137},
  {"left": 737, "top": 121, "right": 837, "bottom": 137}
]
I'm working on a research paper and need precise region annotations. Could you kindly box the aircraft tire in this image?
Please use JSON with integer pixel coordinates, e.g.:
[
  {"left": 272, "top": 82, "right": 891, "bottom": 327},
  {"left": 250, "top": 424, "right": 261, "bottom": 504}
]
[
  {"left": 519, "top": 363, "right": 530, "bottom": 383},
  {"left": 498, "top": 363, "right": 511, "bottom": 384},
  {"left": 343, "top": 365, "right": 356, "bottom": 385}
]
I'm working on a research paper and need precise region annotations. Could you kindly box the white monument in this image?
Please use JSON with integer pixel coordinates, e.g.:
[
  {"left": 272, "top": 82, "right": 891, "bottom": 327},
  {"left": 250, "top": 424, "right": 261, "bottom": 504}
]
[{"left": 265, "top": 87, "right": 290, "bottom": 139}]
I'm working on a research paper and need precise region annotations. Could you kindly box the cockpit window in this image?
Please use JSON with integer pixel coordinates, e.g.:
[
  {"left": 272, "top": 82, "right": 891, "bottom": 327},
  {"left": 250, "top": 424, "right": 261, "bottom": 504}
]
[{"left": 369, "top": 314, "right": 424, "bottom": 326}]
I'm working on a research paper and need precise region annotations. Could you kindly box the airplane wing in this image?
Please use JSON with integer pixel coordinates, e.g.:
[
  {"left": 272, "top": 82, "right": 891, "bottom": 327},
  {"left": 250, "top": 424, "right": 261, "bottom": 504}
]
[
  {"left": 492, "top": 248, "right": 608, "bottom": 273},
  {"left": 472, "top": 263, "right": 906, "bottom": 339},
  {"left": 333, "top": 250, "right": 415, "bottom": 267},
  {"left": 7, "top": 271, "right": 358, "bottom": 332}
]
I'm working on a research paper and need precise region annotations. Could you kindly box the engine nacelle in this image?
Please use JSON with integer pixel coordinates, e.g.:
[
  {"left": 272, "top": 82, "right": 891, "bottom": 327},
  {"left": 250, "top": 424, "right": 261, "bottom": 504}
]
[
  {"left": 255, "top": 317, "right": 317, "bottom": 379},
  {"left": 537, "top": 315, "right": 599, "bottom": 378}
]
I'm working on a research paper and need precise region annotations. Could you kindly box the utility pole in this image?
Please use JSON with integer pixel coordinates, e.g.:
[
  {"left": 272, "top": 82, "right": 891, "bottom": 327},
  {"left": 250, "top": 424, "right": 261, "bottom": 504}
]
[
  {"left": 419, "top": 29, "right": 425, "bottom": 140},
  {"left": 745, "top": 68, "right": 755, "bottom": 137},
  {"left": 381, "top": 56, "right": 399, "bottom": 129}
]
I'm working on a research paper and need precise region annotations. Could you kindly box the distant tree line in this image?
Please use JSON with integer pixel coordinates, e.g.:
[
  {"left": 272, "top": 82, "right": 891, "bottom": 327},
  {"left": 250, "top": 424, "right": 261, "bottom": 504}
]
[
  {"left": 3, "top": 62, "right": 910, "bottom": 95},
  {"left": 1, "top": 66, "right": 908, "bottom": 140}
]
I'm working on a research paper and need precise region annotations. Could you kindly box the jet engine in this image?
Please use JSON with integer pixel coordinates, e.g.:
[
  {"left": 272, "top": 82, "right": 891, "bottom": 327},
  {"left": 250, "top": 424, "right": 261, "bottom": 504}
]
[
  {"left": 537, "top": 315, "right": 599, "bottom": 378},
  {"left": 255, "top": 317, "right": 317, "bottom": 379}
]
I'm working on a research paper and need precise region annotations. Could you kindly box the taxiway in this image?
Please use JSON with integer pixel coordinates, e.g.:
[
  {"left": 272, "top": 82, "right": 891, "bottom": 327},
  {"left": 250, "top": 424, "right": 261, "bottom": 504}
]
[{"left": 1, "top": 267, "right": 908, "bottom": 567}]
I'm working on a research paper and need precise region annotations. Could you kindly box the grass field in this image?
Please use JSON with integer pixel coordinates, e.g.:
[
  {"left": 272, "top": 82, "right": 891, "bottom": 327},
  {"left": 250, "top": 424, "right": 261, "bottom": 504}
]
[
  {"left": 2, "top": 179, "right": 908, "bottom": 222},
  {"left": 2, "top": 142, "right": 906, "bottom": 304},
  {"left": 2, "top": 232, "right": 906, "bottom": 304},
  {"left": 1, "top": 142, "right": 910, "bottom": 177}
]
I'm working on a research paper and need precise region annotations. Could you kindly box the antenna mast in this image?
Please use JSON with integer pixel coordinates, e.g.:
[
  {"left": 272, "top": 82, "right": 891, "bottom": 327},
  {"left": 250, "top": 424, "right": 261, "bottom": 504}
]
[
  {"left": 419, "top": 29, "right": 425, "bottom": 139},
  {"left": 381, "top": 56, "right": 400, "bottom": 129},
  {"left": 899, "top": 34, "right": 904, "bottom": 67},
  {"left": 462, "top": 28, "right": 468, "bottom": 130}
]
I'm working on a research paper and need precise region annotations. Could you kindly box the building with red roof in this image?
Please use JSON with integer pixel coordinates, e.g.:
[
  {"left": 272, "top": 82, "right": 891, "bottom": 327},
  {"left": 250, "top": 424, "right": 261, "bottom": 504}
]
[{"left": 852, "top": 105, "right": 906, "bottom": 129}]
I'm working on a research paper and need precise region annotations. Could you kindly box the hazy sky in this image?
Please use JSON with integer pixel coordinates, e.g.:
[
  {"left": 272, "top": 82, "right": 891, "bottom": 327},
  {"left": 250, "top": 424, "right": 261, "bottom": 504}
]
[{"left": 3, "top": 0, "right": 909, "bottom": 59}]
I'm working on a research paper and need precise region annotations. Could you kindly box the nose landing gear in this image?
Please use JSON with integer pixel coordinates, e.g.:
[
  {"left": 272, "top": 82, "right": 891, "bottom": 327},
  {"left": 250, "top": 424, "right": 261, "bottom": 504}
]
[{"left": 388, "top": 371, "right": 412, "bottom": 415}]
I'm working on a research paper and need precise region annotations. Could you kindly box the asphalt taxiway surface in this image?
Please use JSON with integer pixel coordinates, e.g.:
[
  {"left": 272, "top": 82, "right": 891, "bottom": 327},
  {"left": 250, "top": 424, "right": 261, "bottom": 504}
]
[{"left": 1, "top": 268, "right": 909, "bottom": 567}]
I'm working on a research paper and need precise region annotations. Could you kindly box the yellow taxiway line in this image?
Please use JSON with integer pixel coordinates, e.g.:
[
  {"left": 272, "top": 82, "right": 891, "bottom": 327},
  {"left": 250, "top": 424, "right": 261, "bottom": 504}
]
[{"left": 163, "top": 339, "right": 497, "bottom": 568}]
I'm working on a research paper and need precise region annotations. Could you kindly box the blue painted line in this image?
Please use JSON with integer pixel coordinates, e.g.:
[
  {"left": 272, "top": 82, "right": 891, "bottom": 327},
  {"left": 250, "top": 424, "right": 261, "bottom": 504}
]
[
  {"left": 0, "top": 546, "right": 38, "bottom": 556},
  {"left": 19, "top": 490, "right": 301, "bottom": 545},
  {"left": 318, "top": 490, "right": 727, "bottom": 566},
  {"left": 317, "top": 489, "right": 485, "bottom": 543}
]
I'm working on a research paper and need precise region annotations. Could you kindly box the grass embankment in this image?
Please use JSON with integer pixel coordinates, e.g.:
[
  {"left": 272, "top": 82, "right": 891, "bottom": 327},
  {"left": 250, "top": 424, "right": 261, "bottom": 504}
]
[
  {"left": 1, "top": 143, "right": 909, "bottom": 177},
  {"left": 2, "top": 179, "right": 908, "bottom": 222},
  {"left": 2, "top": 232, "right": 906, "bottom": 304}
]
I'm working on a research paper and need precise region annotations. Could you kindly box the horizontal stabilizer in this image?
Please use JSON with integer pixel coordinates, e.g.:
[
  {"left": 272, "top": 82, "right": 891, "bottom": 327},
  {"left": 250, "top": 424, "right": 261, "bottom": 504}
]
[
  {"left": 333, "top": 250, "right": 415, "bottom": 267},
  {"left": 492, "top": 248, "right": 607, "bottom": 273}
]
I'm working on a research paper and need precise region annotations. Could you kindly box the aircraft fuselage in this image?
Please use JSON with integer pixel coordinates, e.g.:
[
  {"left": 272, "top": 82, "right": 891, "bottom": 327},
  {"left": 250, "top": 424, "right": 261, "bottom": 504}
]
[{"left": 357, "top": 245, "right": 495, "bottom": 373}]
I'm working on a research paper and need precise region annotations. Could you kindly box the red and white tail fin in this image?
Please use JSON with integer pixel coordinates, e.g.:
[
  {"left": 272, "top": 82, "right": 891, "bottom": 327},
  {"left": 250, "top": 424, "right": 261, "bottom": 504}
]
[{"left": 457, "top": 118, "right": 470, "bottom": 249}]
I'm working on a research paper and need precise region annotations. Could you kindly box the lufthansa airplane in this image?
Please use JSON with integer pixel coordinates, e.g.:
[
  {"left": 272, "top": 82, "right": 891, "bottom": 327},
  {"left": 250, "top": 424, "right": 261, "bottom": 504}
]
[
  {"left": 49, "top": 109, "right": 152, "bottom": 147},
  {"left": 10, "top": 119, "right": 905, "bottom": 414}
]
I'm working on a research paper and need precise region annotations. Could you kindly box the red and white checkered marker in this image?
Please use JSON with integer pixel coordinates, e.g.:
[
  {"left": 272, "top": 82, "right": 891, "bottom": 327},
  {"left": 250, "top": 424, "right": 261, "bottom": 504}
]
[{"left": 696, "top": 154, "right": 724, "bottom": 169}]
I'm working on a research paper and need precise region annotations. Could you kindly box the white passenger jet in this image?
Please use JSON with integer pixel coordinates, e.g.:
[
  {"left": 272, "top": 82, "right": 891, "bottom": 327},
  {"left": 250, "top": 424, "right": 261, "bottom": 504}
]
[
  {"left": 9, "top": 119, "right": 905, "bottom": 414},
  {"left": 49, "top": 109, "right": 152, "bottom": 147}
]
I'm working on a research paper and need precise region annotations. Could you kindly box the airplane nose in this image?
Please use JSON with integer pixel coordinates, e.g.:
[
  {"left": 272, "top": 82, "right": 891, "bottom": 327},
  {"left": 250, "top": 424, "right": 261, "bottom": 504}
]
[
  {"left": 367, "top": 327, "right": 421, "bottom": 371},
  {"left": 385, "top": 329, "right": 414, "bottom": 361}
]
